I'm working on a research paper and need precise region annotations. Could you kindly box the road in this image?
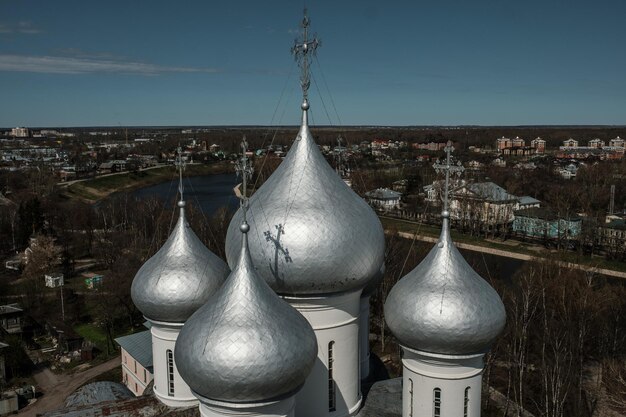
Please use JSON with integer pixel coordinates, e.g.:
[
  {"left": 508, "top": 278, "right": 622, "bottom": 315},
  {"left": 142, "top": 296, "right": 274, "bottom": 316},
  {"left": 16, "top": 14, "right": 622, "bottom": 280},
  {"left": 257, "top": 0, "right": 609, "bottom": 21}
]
[
  {"left": 18, "top": 355, "right": 120, "bottom": 416},
  {"left": 56, "top": 164, "right": 166, "bottom": 187},
  {"left": 394, "top": 230, "right": 626, "bottom": 279}
]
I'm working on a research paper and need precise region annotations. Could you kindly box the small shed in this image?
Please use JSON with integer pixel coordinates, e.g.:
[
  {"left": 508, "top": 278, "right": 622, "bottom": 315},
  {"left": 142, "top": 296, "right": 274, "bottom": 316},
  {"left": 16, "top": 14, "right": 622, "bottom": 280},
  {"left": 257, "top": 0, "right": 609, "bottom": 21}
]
[
  {"left": 45, "top": 273, "right": 64, "bottom": 288},
  {"left": 82, "top": 273, "right": 104, "bottom": 289}
]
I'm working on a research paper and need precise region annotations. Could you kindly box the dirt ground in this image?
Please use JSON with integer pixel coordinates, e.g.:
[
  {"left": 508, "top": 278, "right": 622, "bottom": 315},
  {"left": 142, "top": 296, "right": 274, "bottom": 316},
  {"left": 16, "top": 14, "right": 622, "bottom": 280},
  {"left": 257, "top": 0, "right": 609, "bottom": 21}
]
[{"left": 17, "top": 355, "right": 120, "bottom": 417}]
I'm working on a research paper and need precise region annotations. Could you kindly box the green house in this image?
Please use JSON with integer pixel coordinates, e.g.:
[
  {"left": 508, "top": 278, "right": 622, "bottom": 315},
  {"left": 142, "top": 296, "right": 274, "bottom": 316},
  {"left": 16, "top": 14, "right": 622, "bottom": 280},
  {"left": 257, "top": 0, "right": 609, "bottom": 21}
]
[
  {"left": 513, "top": 208, "right": 581, "bottom": 240},
  {"left": 83, "top": 273, "right": 104, "bottom": 289}
]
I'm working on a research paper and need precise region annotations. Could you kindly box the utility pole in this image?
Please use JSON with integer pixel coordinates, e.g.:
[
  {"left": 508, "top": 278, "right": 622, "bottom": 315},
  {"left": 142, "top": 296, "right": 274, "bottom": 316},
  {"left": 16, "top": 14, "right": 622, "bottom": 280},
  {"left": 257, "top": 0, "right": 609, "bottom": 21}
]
[
  {"left": 609, "top": 184, "right": 615, "bottom": 215},
  {"left": 60, "top": 278, "right": 65, "bottom": 322}
]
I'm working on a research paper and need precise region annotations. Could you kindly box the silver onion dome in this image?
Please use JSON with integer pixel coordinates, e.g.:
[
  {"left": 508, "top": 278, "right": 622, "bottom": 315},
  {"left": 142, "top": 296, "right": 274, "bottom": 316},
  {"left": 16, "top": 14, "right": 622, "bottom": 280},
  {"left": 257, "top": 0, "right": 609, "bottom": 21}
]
[
  {"left": 363, "top": 263, "right": 385, "bottom": 297},
  {"left": 224, "top": 108, "right": 386, "bottom": 295},
  {"left": 175, "top": 221, "right": 318, "bottom": 404},
  {"left": 131, "top": 202, "right": 230, "bottom": 323},
  {"left": 384, "top": 216, "right": 506, "bottom": 355}
]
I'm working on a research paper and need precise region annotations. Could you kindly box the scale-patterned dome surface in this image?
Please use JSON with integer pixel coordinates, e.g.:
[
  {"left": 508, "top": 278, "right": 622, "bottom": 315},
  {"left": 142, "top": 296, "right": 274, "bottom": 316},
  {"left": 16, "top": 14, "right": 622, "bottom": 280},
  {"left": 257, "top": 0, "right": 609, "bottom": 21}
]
[
  {"left": 131, "top": 205, "right": 230, "bottom": 323},
  {"left": 225, "top": 110, "right": 385, "bottom": 295},
  {"left": 385, "top": 219, "right": 506, "bottom": 355},
  {"left": 176, "top": 225, "right": 318, "bottom": 403}
]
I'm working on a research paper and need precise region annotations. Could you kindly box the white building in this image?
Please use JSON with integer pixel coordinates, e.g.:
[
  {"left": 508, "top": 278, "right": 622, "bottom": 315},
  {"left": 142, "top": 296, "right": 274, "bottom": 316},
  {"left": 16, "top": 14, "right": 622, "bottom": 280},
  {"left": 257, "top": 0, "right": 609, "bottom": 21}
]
[
  {"left": 530, "top": 137, "right": 546, "bottom": 153},
  {"left": 365, "top": 188, "right": 402, "bottom": 209},
  {"left": 44, "top": 273, "right": 64, "bottom": 288},
  {"left": 10, "top": 127, "right": 29, "bottom": 138},
  {"left": 609, "top": 136, "right": 624, "bottom": 148},
  {"left": 588, "top": 138, "right": 605, "bottom": 148},
  {"left": 562, "top": 138, "right": 578, "bottom": 148}
]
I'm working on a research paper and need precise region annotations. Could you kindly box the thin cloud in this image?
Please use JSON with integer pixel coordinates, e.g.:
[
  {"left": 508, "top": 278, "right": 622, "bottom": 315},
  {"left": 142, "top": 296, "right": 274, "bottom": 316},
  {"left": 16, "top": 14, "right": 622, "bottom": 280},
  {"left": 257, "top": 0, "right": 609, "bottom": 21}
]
[
  {"left": 0, "top": 21, "right": 42, "bottom": 34},
  {"left": 0, "top": 54, "right": 220, "bottom": 75},
  {"left": 52, "top": 47, "right": 129, "bottom": 61},
  {"left": 17, "top": 21, "right": 41, "bottom": 34}
]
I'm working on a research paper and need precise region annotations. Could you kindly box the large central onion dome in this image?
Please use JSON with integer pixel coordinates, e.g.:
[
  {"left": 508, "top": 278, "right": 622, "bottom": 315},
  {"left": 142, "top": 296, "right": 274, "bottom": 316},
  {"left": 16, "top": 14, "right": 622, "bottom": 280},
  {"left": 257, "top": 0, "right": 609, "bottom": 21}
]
[
  {"left": 175, "top": 221, "right": 318, "bottom": 403},
  {"left": 384, "top": 215, "right": 506, "bottom": 355},
  {"left": 225, "top": 107, "right": 385, "bottom": 295},
  {"left": 131, "top": 201, "right": 230, "bottom": 323}
]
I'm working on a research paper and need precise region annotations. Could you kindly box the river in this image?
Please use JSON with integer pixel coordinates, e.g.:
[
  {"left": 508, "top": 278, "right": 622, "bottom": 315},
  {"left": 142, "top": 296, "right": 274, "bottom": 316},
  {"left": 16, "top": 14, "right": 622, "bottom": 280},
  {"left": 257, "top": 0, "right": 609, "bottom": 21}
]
[{"left": 131, "top": 173, "right": 240, "bottom": 216}]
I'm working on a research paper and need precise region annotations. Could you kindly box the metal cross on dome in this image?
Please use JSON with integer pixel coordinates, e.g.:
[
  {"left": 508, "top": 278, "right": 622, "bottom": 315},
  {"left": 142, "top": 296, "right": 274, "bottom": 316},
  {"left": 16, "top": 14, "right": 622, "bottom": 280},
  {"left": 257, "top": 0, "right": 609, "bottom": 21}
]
[
  {"left": 291, "top": 8, "right": 320, "bottom": 101},
  {"left": 433, "top": 141, "right": 464, "bottom": 213},
  {"left": 235, "top": 136, "right": 254, "bottom": 220},
  {"left": 174, "top": 145, "right": 186, "bottom": 202}
]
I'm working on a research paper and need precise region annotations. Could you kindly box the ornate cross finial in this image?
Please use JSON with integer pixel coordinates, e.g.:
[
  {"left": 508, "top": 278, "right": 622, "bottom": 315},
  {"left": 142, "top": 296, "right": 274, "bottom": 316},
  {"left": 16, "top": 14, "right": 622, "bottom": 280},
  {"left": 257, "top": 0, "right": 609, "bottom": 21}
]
[
  {"left": 174, "top": 145, "right": 185, "bottom": 202},
  {"left": 334, "top": 135, "right": 345, "bottom": 175},
  {"left": 433, "top": 141, "right": 464, "bottom": 215},
  {"left": 291, "top": 8, "right": 320, "bottom": 104},
  {"left": 235, "top": 136, "right": 254, "bottom": 222}
]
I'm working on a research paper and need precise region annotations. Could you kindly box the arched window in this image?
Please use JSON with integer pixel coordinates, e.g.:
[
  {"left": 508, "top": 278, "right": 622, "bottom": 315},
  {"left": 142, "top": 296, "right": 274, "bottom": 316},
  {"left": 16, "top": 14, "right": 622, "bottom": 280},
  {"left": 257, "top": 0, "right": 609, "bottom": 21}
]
[
  {"left": 464, "top": 387, "right": 470, "bottom": 417},
  {"left": 166, "top": 349, "right": 175, "bottom": 396},
  {"left": 433, "top": 388, "right": 441, "bottom": 417},
  {"left": 328, "top": 341, "right": 336, "bottom": 412},
  {"left": 408, "top": 378, "right": 414, "bottom": 417}
]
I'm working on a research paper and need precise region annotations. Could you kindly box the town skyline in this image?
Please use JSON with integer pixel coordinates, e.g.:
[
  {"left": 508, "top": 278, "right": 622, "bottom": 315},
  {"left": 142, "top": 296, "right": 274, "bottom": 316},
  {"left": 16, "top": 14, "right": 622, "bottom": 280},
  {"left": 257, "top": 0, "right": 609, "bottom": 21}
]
[{"left": 1, "top": 0, "right": 626, "bottom": 127}]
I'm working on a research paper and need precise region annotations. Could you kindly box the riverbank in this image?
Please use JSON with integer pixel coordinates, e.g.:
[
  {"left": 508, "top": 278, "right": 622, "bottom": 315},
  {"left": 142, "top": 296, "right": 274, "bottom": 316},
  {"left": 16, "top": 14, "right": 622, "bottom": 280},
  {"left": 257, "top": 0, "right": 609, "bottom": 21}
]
[
  {"left": 381, "top": 216, "right": 626, "bottom": 278},
  {"left": 61, "top": 162, "right": 233, "bottom": 203}
]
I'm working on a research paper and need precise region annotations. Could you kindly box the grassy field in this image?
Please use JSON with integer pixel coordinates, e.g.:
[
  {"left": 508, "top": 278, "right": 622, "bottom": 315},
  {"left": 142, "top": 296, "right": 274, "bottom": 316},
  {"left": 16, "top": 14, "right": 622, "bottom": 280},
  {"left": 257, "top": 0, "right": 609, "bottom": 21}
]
[
  {"left": 74, "top": 323, "right": 109, "bottom": 353},
  {"left": 73, "top": 322, "right": 136, "bottom": 360},
  {"left": 63, "top": 162, "right": 232, "bottom": 203}
]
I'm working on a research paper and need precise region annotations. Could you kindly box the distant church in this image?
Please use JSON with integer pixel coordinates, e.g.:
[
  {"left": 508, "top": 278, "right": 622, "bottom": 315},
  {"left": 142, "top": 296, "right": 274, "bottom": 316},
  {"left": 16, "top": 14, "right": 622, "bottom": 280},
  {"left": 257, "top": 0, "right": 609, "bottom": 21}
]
[{"left": 43, "top": 10, "right": 505, "bottom": 417}]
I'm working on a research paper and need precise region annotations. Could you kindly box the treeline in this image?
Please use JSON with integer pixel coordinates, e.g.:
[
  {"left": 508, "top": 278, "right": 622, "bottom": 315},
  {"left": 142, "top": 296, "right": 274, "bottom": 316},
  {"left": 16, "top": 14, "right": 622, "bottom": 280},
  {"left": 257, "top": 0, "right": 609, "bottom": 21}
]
[{"left": 487, "top": 260, "right": 626, "bottom": 417}]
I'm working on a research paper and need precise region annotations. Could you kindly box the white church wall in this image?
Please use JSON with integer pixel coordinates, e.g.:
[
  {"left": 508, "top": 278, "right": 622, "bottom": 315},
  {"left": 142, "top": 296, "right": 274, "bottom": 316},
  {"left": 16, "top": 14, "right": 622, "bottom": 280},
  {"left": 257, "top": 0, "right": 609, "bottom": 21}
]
[
  {"left": 199, "top": 396, "right": 295, "bottom": 417},
  {"left": 151, "top": 321, "right": 197, "bottom": 407},
  {"left": 359, "top": 295, "right": 370, "bottom": 380},
  {"left": 402, "top": 348, "right": 483, "bottom": 417},
  {"left": 285, "top": 290, "right": 362, "bottom": 417}
]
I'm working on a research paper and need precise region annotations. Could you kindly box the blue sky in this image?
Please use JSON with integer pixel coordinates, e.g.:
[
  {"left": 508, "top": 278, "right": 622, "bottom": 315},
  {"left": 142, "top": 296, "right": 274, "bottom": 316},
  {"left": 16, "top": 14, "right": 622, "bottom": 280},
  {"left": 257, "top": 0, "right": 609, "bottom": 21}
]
[{"left": 0, "top": 0, "right": 625, "bottom": 127}]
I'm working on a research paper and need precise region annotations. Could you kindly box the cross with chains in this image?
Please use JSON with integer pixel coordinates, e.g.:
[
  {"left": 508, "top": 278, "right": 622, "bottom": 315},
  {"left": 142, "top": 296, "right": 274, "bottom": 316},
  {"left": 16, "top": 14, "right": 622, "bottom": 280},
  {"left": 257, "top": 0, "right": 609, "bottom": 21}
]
[
  {"left": 175, "top": 145, "right": 186, "bottom": 201},
  {"left": 291, "top": 8, "right": 320, "bottom": 99},
  {"left": 235, "top": 136, "right": 254, "bottom": 215},
  {"left": 432, "top": 142, "right": 464, "bottom": 212}
]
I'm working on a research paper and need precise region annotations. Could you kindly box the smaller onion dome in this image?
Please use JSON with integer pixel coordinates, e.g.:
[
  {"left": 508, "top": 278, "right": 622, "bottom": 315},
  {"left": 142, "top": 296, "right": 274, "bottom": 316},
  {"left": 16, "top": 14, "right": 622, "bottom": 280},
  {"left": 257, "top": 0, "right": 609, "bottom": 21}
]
[
  {"left": 384, "top": 216, "right": 506, "bottom": 355},
  {"left": 175, "top": 220, "right": 318, "bottom": 404},
  {"left": 131, "top": 201, "right": 230, "bottom": 323}
]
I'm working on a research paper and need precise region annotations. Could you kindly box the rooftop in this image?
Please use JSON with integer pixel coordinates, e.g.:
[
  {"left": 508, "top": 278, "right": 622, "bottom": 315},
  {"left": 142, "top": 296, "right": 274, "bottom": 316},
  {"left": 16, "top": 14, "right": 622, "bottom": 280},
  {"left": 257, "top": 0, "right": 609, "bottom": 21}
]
[
  {"left": 514, "top": 207, "right": 580, "bottom": 221},
  {"left": 518, "top": 196, "right": 541, "bottom": 205},
  {"left": 0, "top": 303, "right": 23, "bottom": 316},
  {"left": 459, "top": 182, "right": 517, "bottom": 202},
  {"left": 365, "top": 188, "right": 402, "bottom": 200},
  {"left": 602, "top": 219, "right": 626, "bottom": 230},
  {"left": 114, "top": 330, "right": 153, "bottom": 370},
  {"left": 42, "top": 394, "right": 195, "bottom": 417},
  {"left": 65, "top": 382, "right": 134, "bottom": 408}
]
